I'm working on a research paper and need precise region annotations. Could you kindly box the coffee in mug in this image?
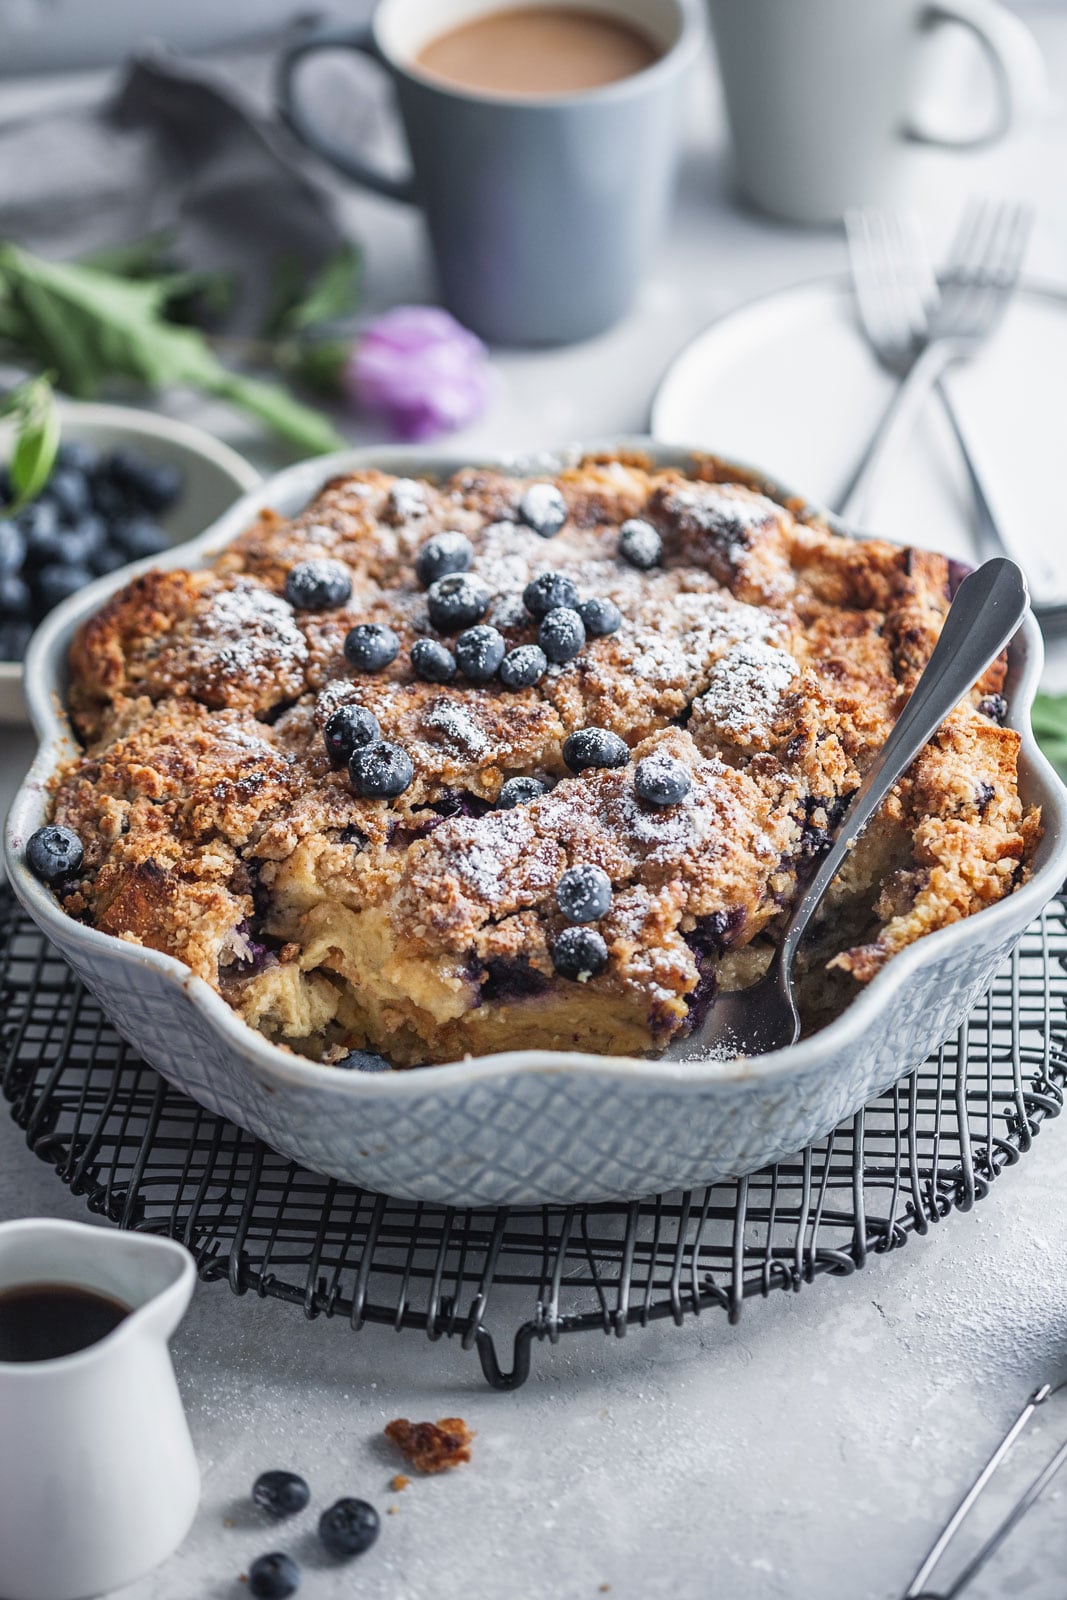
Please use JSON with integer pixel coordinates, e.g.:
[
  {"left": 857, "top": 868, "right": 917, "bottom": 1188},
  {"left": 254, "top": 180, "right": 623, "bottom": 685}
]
[
  {"left": 414, "top": 6, "right": 662, "bottom": 97},
  {"left": 278, "top": 0, "right": 703, "bottom": 346}
]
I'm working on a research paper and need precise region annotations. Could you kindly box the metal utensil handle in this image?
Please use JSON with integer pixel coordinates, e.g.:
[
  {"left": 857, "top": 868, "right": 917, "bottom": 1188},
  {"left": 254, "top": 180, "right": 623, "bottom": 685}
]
[
  {"left": 782, "top": 557, "right": 1029, "bottom": 971},
  {"left": 837, "top": 341, "right": 962, "bottom": 526}
]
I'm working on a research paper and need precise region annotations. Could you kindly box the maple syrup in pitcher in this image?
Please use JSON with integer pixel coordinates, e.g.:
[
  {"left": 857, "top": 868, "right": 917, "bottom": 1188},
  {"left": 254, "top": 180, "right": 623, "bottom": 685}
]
[{"left": 0, "top": 1282, "right": 129, "bottom": 1362}]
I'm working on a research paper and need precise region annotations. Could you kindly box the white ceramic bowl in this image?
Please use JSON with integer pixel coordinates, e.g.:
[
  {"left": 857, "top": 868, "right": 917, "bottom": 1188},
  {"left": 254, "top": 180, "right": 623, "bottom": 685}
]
[
  {"left": 7, "top": 441, "right": 1067, "bottom": 1206},
  {"left": 0, "top": 400, "right": 260, "bottom": 723}
]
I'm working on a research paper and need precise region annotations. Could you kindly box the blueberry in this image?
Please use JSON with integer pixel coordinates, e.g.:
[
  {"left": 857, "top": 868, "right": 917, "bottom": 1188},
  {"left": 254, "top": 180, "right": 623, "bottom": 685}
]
[
  {"left": 113, "top": 518, "right": 169, "bottom": 561},
  {"left": 252, "top": 1471, "right": 311, "bottom": 1519},
  {"left": 578, "top": 596, "right": 622, "bottom": 638},
  {"left": 415, "top": 531, "right": 473, "bottom": 588},
  {"left": 518, "top": 483, "right": 567, "bottom": 538},
  {"left": 285, "top": 558, "right": 353, "bottom": 612},
  {"left": 978, "top": 694, "right": 1008, "bottom": 725},
  {"left": 619, "top": 518, "right": 662, "bottom": 570},
  {"left": 89, "top": 475, "right": 130, "bottom": 521},
  {"left": 26, "top": 824, "right": 83, "bottom": 885},
  {"left": 427, "top": 573, "right": 490, "bottom": 633},
  {"left": 349, "top": 740, "right": 414, "bottom": 799},
  {"left": 557, "top": 864, "right": 612, "bottom": 923},
  {"left": 46, "top": 467, "right": 92, "bottom": 521},
  {"left": 36, "top": 563, "right": 94, "bottom": 612},
  {"left": 89, "top": 543, "right": 130, "bottom": 577},
  {"left": 552, "top": 926, "right": 609, "bottom": 981},
  {"left": 336, "top": 1050, "right": 391, "bottom": 1072},
  {"left": 248, "top": 1552, "right": 301, "bottom": 1599},
  {"left": 0, "top": 573, "right": 31, "bottom": 616},
  {"left": 0, "top": 620, "right": 32, "bottom": 661},
  {"left": 496, "top": 776, "right": 548, "bottom": 809},
  {"left": 499, "top": 644, "right": 548, "bottom": 689},
  {"left": 562, "top": 727, "right": 629, "bottom": 772},
  {"left": 31, "top": 522, "right": 104, "bottom": 568},
  {"left": 18, "top": 498, "right": 59, "bottom": 551},
  {"left": 324, "top": 703, "right": 381, "bottom": 765},
  {"left": 0, "top": 519, "right": 26, "bottom": 574},
  {"left": 410, "top": 638, "right": 457, "bottom": 683},
  {"left": 318, "top": 1497, "right": 380, "bottom": 1559},
  {"left": 455, "top": 624, "right": 505, "bottom": 682},
  {"left": 634, "top": 752, "right": 692, "bottom": 807},
  {"left": 539, "top": 607, "right": 585, "bottom": 664},
  {"left": 345, "top": 622, "right": 400, "bottom": 673},
  {"left": 57, "top": 439, "right": 100, "bottom": 477},
  {"left": 522, "top": 571, "right": 579, "bottom": 618},
  {"left": 106, "top": 449, "right": 183, "bottom": 512}
]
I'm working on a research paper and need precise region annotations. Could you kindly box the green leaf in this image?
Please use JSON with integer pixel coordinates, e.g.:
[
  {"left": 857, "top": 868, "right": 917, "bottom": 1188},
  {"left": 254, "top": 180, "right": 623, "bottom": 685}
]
[
  {"left": 288, "top": 336, "right": 350, "bottom": 396},
  {"left": 1031, "top": 692, "right": 1067, "bottom": 780},
  {"left": 0, "top": 242, "right": 345, "bottom": 455},
  {"left": 264, "top": 245, "right": 362, "bottom": 340},
  {"left": 78, "top": 231, "right": 177, "bottom": 279},
  {"left": 2, "top": 374, "right": 59, "bottom": 508},
  {"left": 211, "top": 369, "right": 346, "bottom": 455}
]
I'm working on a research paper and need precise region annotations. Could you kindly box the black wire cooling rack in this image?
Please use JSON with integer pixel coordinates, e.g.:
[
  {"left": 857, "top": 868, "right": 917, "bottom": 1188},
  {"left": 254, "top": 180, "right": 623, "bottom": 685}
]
[{"left": 2, "top": 886, "right": 1066, "bottom": 1390}]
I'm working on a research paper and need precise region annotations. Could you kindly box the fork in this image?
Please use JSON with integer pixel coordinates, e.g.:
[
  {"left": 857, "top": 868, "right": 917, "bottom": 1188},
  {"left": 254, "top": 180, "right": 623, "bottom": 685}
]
[
  {"left": 662, "top": 557, "right": 1029, "bottom": 1061},
  {"left": 838, "top": 200, "right": 1032, "bottom": 533}
]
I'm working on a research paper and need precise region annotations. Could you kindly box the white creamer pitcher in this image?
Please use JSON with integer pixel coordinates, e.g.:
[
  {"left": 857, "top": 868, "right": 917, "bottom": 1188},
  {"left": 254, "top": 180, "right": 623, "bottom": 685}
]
[{"left": 0, "top": 1218, "right": 200, "bottom": 1600}]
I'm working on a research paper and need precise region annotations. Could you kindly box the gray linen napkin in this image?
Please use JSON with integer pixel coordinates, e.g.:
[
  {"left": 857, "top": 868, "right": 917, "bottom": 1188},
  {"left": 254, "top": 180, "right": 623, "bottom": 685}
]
[{"left": 0, "top": 40, "right": 369, "bottom": 335}]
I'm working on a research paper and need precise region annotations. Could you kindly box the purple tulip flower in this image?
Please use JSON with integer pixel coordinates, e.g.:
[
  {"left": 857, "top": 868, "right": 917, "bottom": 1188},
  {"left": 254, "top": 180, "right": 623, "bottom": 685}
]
[{"left": 346, "top": 306, "right": 492, "bottom": 441}]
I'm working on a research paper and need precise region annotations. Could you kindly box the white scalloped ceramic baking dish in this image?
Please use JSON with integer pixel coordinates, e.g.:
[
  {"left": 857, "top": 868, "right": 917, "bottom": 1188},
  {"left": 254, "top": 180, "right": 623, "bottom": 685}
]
[{"left": 7, "top": 442, "right": 1067, "bottom": 1206}]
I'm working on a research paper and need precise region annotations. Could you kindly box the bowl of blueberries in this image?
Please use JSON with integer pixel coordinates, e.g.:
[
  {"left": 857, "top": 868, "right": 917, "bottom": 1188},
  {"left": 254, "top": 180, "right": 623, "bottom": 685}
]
[{"left": 0, "top": 400, "right": 260, "bottom": 721}]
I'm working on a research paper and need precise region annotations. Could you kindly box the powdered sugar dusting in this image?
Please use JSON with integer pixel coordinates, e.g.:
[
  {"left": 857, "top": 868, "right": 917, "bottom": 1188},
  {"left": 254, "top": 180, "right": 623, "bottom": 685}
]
[
  {"left": 198, "top": 581, "right": 308, "bottom": 678},
  {"left": 421, "top": 697, "right": 488, "bottom": 756},
  {"left": 697, "top": 642, "right": 798, "bottom": 741}
]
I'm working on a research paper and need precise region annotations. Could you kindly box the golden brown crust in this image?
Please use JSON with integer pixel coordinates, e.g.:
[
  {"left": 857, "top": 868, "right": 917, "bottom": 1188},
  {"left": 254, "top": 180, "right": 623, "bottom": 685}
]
[{"left": 51, "top": 455, "right": 1039, "bottom": 1064}]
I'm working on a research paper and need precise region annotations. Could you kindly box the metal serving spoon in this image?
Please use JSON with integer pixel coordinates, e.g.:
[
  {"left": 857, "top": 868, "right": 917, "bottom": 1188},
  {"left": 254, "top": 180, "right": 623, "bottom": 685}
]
[{"left": 663, "top": 557, "right": 1030, "bottom": 1062}]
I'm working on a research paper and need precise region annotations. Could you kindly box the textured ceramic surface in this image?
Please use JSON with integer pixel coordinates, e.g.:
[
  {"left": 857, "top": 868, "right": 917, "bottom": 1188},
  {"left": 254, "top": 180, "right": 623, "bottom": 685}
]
[
  {"left": 7, "top": 440, "right": 1067, "bottom": 1206},
  {"left": 0, "top": 401, "right": 260, "bottom": 725}
]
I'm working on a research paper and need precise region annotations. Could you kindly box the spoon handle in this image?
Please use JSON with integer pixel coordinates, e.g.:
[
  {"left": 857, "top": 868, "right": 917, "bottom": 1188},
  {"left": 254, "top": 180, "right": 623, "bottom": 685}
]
[{"left": 781, "top": 556, "right": 1029, "bottom": 971}]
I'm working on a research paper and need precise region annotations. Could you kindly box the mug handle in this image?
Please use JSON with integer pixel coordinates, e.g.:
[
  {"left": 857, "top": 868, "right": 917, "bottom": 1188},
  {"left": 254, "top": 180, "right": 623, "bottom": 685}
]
[
  {"left": 906, "top": 0, "right": 1048, "bottom": 148},
  {"left": 276, "top": 23, "right": 417, "bottom": 203}
]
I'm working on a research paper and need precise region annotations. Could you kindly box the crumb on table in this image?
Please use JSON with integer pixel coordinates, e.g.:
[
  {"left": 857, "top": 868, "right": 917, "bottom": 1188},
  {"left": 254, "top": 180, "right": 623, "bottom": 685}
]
[
  {"left": 390, "top": 1473, "right": 411, "bottom": 1492},
  {"left": 384, "top": 1416, "right": 474, "bottom": 1473}
]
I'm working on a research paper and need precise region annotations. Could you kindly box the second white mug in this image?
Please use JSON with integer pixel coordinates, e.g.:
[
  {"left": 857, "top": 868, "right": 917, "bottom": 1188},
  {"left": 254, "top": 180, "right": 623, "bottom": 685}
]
[{"left": 705, "top": 0, "right": 1047, "bottom": 224}]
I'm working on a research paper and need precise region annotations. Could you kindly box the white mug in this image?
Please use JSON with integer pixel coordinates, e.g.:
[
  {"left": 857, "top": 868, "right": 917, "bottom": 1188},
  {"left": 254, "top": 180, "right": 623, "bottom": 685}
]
[
  {"left": 0, "top": 1219, "right": 199, "bottom": 1600},
  {"left": 705, "top": 0, "right": 1048, "bottom": 223}
]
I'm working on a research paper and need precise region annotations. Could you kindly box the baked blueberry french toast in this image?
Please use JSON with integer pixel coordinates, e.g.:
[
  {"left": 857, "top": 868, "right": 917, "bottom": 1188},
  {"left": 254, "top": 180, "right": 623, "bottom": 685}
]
[{"left": 31, "top": 452, "right": 1040, "bottom": 1068}]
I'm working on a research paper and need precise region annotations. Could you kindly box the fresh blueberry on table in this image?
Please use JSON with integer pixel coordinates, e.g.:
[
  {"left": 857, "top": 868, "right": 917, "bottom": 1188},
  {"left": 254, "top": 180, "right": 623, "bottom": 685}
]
[
  {"left": 344, "top": 622, "right": 401, "bottom": 673},
  {"left": 522, "top": 570, "right": 579, "bottom": 618},
  {"left": 247, "top": 1551, "right": 301, "bottom": 1599},
  {"left": 539, "top": 607, "right": 585, "bottom": 664},
  {"left": 284, "top": 559, "right": 353, "bottom": 612},
  {"left": 634, "top": 753, "right": 692, "bottom": 807},
  {"left": 562, "top": 727, "right": 630, "bottom": 772},
  {"left": 25, "top": 824, "right": 84, "bottom": 885},
  {"left": 619, "top": 518, "right": 662, "bottom": 570},
  {"left": 577, "top": 596, "right": 622, "bottom": 637},
  {"left": 552, "top": 926, "right": 609, "bottom": 981},
  {"left": 252, "top": 1470, "right": 311, "bottom": 1519},
  {"left": 499, "top": 644, "right": 548, "bottom": 689},
  {"left": 410, "top": 637, "right": 457, "bottom": 683},
  {"left": 427, "top": 573, "right": 491, "bottom": 633},
  {"left": 415, "top": 531, "right": 473, "bottom": 588},
  {"left": 318, "top": 1497, "right": 381, "bottom": 1559},
  {"left": 455, "top": 624, "right": 506, "bottom": 682},
  {"left": 496, "top": 775, "right": 548, "bottom": 809},
  {"left": 557, "top": 864, "right": 613, "bottom": 923},
  {"left": 518, "top": 483, "right": 567, "bottom": 538},
  {"left": 323, "top": 704, "right": 381, "bottom": 765},
  {"left": 349, "top": 740, "right": 414, "bottom": 799}
]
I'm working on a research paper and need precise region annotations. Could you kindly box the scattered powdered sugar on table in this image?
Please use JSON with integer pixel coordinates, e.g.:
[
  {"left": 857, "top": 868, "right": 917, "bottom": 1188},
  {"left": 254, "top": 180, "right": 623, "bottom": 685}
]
[{"left": 697, "top": 641, "right": 798, "bottom": 740}]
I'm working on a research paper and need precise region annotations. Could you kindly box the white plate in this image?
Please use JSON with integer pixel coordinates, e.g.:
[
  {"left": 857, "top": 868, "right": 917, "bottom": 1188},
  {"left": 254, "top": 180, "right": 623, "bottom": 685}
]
[
  {"left": 651, "top": 277, "right": 1067, "bottom": 604},
  {"left": 0, "top": 401, "right": 260, "bottom": 723}
]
